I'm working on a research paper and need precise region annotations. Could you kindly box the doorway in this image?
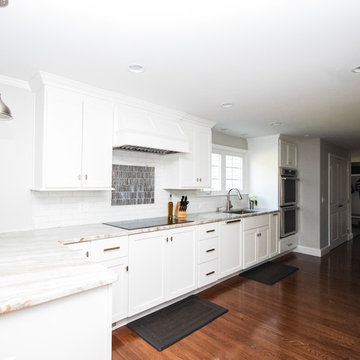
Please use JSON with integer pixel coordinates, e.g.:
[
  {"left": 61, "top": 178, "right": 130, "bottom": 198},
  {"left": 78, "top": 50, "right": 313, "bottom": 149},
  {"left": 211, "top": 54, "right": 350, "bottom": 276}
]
[
  {"left": 328, "top": 154, "right": 350, "bottom": 247},
  {"left": 351, "top": 162, "right": 360, "bottom": 237}
]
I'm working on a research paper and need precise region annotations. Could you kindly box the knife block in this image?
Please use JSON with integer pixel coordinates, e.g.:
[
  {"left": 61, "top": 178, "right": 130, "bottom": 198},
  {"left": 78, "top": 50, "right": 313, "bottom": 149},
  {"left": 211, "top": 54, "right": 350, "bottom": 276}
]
[{"left": 174, "top": 201, "right": 187, "bottom": 218}]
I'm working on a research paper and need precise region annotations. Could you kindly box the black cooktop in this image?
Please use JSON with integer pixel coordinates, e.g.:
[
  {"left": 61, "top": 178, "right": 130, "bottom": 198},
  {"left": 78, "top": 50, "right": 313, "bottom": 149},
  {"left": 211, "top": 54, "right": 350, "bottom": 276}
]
[{"left": 104, "top": 217, "right": 193, "bottom": 230}]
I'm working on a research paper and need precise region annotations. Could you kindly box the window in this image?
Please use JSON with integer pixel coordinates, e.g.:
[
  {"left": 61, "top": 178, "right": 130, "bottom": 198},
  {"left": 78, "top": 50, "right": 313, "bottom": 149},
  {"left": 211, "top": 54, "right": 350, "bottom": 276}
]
[{"left": 210, "top": 145, "right": 247, "bottom": 193}]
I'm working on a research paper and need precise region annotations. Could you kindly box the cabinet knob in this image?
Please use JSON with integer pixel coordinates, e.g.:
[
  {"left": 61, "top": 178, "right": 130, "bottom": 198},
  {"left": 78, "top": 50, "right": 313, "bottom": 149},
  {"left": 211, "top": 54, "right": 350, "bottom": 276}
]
[
  {"left": 170, "top": 236, "right": 173, "bottom": 242},
  {"left": 78, "top": 174, "right": 81, "bottom": 181},
  {"left": 166, "top": 237, "right": 169, "bottom": 242},
  {"left": 85, "top": 174, "right": 88, "bottom": 180},
  {"left": 199, "top": 178, "right": 202, "bottom": 182}
]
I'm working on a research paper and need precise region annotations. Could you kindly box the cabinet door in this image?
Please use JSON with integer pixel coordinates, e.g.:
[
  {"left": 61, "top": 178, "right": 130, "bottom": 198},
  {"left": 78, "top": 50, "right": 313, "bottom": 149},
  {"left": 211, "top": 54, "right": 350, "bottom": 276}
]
[
  {"left": 108, "top": 259, "right": 128, "bottom": 323},
  {"left": 243, "top": 229, "right": 257, "bottom": 269},
  {"left": 269, "top": 213, "right": 280, "bottom": 257},
  {"left": 219, "top": 220, "right": 242, "bottom": 278},
  {"left": 287, "top": 142, "right": 297, "bottom": 169},
  {"left": 82, "top": 97, "right": 114, "bottom": 188},
  {"left": 280, "top": 140, "right": 288, "bottom": 168},
  {"left": 128, "top": 232, "right": 167, "bottom": 316},
  {"left": 194, "top": 127, "right": 211, "bottom": 188},
  {"left": 45, "top": 87, "right": 83, "bottom": 188},
  {"left": 257, "top": 226, "right": 269, "bottom": 262},
  {"left": 167, "top": 228, "right": 197, "bottom": 299}
]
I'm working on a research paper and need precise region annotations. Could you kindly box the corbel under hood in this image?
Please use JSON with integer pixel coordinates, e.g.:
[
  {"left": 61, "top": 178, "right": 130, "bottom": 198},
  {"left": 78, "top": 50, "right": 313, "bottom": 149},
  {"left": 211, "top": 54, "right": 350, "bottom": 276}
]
[{"left": 113, "top": 105, "right": 190, "bottom": 154}]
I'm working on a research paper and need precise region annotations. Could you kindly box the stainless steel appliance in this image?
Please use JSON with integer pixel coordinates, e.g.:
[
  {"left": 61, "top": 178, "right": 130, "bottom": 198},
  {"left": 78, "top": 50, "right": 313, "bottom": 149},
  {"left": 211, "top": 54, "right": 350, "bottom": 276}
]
[
  {"left": 279, "top": 168, "right": 298, "bottom": 238},
  {"left": 279, "top": 168, "right": 298, "bottom": 206},
  {"left": 280, "top": 205, "right": 297, "bottom": 238}
]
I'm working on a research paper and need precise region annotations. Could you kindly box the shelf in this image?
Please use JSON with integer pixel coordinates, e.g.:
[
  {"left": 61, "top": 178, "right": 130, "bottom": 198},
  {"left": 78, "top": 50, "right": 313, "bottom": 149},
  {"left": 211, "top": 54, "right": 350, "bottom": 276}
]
[{"left": 31, "top": 188, "right": 114, "bottom": 192}]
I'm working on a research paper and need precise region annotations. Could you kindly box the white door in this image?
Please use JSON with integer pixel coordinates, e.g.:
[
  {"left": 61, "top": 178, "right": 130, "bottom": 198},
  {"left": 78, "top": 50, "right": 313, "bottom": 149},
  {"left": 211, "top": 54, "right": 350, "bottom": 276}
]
[
  {"left": 329, "top": 155, "right": 349, "bottom": 246},
  {"left": 82, "top": 97, "right": 114, "bottom": 188},
  {"left": 269, "top": 213, "right": 280, "bottom": 257},
  {"left": 45, "top": 87, "right": 83, "bottom": 188},
  {"left": 108, "top": 259, "right": 128, "bottom": 323},
  {"left": 243, "top": 228, "right": 257, "bottom": 269},
  {"left": 287, "top": 142, "right": 298, "bottom": 169},
  {"left": 257, "top": 226, "right": 269, "bottom": 262},
  {"left": 167, "top": 228, "right": 197, "bottom": 299},
  {"left": 128, "top": 231, "right": 167, "bottom": 316},
  {"left": 219, "top": 219, "right": 242, "bottom": 278},
  {"left": 194, "top": 127, "right": 212, "bottom": 188}
]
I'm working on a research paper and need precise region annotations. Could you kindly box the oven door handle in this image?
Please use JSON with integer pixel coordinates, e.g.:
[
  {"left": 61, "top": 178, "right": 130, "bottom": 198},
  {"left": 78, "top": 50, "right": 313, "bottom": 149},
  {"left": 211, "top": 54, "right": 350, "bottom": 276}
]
[{"left": 281, "top": 177, "right": 299, "bottom": 181}]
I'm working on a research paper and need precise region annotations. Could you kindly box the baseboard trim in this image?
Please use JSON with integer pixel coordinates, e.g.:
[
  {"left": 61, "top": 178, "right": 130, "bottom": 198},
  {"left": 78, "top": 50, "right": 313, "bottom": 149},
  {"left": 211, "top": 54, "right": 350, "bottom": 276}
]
[{"left": 294, "top": 245, "right": 321, "bottom": 257}]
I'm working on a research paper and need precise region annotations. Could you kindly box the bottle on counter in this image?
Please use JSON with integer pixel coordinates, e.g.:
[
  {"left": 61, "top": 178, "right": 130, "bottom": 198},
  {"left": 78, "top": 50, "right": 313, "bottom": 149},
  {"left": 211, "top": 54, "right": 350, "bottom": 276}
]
[{"left": 168, "top": 194, "right": 174, "bottom": 219}]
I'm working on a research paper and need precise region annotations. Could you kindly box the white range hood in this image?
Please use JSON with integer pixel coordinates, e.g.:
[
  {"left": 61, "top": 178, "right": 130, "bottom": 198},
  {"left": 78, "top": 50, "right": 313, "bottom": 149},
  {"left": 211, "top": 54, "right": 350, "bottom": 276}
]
[{"left": 113, "top": 104, "right": 190, "bottom": 154}]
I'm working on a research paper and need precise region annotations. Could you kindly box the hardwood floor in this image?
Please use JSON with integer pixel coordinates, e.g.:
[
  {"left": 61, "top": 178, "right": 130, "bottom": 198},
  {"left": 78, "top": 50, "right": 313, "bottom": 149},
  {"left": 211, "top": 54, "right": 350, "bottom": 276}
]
[{"left": 112, "top": 237, "right": 360, "bottom": 360}]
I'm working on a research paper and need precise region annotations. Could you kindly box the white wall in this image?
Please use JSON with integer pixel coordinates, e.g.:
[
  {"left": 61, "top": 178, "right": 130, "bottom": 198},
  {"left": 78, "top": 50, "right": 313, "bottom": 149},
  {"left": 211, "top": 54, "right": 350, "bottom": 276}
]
[
  {"left": 0, "top": 82, "right": 35, "bottom": 232},
  {"left": 297, "top": 138, "right": 321, "bottom": 249},
  {"left": 247, "top": 134, "right": 280, "bottom": 209},
  {"left": 0, "top": 80, "right": 249, "bottom": 233},
  {"left": 212, "top": 130, "right": 248, "bottom": 150}
]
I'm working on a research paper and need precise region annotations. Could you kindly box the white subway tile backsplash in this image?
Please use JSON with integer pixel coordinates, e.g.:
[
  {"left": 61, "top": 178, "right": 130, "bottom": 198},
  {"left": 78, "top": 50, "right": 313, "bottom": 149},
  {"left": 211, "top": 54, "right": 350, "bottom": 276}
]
[{"left": 30, "top": 150, "right": 249, "bottom": 229}]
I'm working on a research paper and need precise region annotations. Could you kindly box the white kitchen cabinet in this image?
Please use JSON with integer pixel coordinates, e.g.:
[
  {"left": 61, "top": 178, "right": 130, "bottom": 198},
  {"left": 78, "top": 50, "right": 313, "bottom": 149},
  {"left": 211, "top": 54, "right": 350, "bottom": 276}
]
[
  {"left": 219, "top": 219, "right": 242, "bottom": 278},
  {"left": 242, "top": 215, "right": 270, "bottom": 269},
  {"left": 280, "top": 139, "right": 298, "bottom": 169},
  {"left": 164, "top": 124, "right": 212, "bottom": 189},
  {"left": 128, "top": 227, "right": 197, "bottom": 316},
  {"left": 108, "top": 258, "right": 129, "bottom": 323},
  {"left": 128, "top": 231, "right": 167, "bottom": 316},
  {"left": 167, "top": 228, "right": 197, "bottom": 299},
  {"left": 65, "top": 237, "right": 129, "bottom": 324},
  {"left": 242, "top": 229, "right": 257, "bottom": 268},
  {"left": 269, "top": 213, "right": 280, "bottom": 257},
  {"left": 32, "top": 78, "right": 114, "bottom": 190}
]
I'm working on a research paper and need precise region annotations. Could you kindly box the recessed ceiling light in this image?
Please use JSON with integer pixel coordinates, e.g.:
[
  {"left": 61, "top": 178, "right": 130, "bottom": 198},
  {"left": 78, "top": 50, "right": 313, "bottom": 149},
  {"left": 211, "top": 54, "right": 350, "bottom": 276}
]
[
  {"left": 129, "top": 64, "right": 145, "bottom": 73},
  {"left": 270, "top": 122, "right": 282, "bottom": 127},
  {"left": 221, "top": 103, "right": 233, "bottom": 108},
  {"left": 352, "top": 66, "right": 360, "bottom": 73}
]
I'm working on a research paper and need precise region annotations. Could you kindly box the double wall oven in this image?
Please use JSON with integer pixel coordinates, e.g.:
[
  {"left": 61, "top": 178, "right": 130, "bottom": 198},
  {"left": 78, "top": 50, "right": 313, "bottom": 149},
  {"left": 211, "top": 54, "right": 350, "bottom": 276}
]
[{"left": 279, "top": 168, "right": 298, "bottom": 238}]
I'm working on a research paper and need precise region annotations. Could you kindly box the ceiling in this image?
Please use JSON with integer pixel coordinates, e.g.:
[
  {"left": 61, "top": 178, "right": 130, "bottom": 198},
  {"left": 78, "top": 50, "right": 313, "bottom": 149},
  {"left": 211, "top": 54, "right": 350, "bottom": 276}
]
[{"left": 1, "top": 0, "right": 360, "bottom": 150}]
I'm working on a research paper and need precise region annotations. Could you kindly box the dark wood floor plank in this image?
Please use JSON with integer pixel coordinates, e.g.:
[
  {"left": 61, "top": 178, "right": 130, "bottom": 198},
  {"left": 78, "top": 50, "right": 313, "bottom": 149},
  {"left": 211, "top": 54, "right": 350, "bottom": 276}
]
[{"left": 112, "top": 237, "right": 360, "bottom": 359}]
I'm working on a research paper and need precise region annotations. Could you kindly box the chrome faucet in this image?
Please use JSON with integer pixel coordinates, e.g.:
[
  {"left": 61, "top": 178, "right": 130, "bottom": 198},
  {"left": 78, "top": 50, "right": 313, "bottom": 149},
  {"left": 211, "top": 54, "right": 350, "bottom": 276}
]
[{"left": 226, "top": 188, "right": 243, "bottom": 212}]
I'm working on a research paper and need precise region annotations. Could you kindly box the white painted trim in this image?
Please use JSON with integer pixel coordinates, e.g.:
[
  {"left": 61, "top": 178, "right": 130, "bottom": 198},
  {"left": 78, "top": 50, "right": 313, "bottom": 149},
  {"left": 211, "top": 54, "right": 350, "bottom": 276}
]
[
  {"left": 212, "top": 144, "right": 248, "bottom": 155},
  {"left": 294, "top": 245, "right": 321, "bottom": 257},
  {"left": 0, "top": 74, "right": 31, "bottom": 90},
  {"left": 29, "top": 71, "right": 215, "bottom": 128}
]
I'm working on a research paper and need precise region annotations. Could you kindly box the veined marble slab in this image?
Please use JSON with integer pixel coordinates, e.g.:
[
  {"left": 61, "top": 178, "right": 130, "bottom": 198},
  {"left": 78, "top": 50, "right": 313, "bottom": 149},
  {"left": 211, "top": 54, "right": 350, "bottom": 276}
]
[{"left": 0, "top": 209, "right": 278, "bottom": 315}]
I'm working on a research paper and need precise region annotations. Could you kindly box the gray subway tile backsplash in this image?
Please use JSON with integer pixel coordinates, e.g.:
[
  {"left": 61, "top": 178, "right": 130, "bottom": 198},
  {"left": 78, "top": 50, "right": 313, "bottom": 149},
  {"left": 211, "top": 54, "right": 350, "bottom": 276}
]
[{"left": 112, "top": 165, "right": 155, "bottom": 206}]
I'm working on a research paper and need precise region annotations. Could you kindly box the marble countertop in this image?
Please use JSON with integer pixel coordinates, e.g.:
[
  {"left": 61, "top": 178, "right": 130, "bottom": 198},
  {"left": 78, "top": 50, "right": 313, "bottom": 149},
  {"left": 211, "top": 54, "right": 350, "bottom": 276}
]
[
  {"left": 0, "top": 234, "right": 117, "bottom": 315},
  {"left": 0, "top": 208, "right": 277, "bottom": 315}
]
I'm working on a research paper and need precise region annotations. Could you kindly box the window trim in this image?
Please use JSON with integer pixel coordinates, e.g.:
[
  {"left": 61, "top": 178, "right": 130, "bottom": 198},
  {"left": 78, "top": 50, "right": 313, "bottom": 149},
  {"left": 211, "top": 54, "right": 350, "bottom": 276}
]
[{"left": 209, "top": 144, "right": 248, "bottom": 195}]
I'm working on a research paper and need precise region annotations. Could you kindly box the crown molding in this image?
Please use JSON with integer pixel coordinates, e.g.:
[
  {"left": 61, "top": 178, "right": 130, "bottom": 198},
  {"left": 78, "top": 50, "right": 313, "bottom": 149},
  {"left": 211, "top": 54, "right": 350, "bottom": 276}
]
[{"left": 0, "top": 74, "right": 30, "bottom": 91}]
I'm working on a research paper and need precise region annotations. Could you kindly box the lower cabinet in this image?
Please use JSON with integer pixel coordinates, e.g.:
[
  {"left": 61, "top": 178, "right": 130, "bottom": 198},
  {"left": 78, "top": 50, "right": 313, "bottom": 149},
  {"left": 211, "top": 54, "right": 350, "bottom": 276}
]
[
  {"left": 242, "top": 215, "right": 271, "bottom": 269},
  {"left": 128, "top": 227, "right": 196, "bottom": 316},
  {"left": 269, "top": 213, "right": 280, "bottom": 257},
  {"left": 219, "top": 219, "right": 242, "bottom": 278}
]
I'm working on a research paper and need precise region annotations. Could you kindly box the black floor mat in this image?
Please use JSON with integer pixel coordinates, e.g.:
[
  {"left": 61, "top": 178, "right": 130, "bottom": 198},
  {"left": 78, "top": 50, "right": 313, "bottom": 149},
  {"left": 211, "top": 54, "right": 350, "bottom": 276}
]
[
  {"left": 127, "top": 295, "right": 228, "bottom": 351},
  {"left": 240, "top": 261, "right": 299, "bottom": 285}
]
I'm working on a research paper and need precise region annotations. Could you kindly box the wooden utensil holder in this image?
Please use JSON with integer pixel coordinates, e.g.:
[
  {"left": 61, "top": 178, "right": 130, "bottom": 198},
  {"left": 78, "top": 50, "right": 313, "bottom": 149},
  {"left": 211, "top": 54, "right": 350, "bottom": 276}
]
[{"left": 174, "top": 201, "right": 187, "bottom": 218}]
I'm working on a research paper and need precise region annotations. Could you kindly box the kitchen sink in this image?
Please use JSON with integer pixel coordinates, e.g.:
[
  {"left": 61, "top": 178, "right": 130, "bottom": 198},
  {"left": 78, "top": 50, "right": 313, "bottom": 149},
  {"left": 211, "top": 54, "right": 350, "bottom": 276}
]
[{"left": 225, "top": 209, "right": 259, "bottom": 215}]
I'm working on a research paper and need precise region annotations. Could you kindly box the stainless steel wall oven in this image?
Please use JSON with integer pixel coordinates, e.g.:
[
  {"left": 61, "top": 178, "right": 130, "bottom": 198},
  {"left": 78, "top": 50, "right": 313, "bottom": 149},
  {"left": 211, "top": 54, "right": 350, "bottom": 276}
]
[{"left": 279, "top": 168, "right": 298, "bottom": 238}]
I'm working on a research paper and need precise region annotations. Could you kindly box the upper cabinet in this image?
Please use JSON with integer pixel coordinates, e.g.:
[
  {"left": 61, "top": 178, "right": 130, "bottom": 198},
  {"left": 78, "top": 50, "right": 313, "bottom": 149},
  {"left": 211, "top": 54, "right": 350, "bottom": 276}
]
[
  {"left": 163, "top": 123, "right": 212, "bottom": 189},
  {"left": 279, "top": 139, "right": 298, "bottom": 169},
  {"left": 31, "top": 73, "right": 114, "bottom": 190}
]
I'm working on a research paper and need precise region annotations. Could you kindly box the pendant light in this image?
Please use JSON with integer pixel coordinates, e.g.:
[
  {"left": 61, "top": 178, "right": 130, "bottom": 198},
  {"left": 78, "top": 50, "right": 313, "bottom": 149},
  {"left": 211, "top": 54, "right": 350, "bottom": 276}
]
[{"left": 0, "top": 94, "right": 13, "bottom": 120}]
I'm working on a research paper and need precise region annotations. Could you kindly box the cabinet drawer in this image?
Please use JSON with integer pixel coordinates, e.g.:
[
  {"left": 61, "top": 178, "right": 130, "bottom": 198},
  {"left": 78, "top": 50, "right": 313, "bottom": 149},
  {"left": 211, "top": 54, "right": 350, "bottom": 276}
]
[
  {"left": 91, "top": 237, "right": 128, "bottom": 262},
  {"left": 66, "top": 242, "right": 91, "bottom": 259},
  {"left": 198, "top": 222, "right": 219, "bottom": 240},
  {"left": 280, "top": 237, "right": 298, "bottom": 252},
  {"left": 198, "top": 259, "right": 218, "bottom": 287},
  {"left": 198, "top": 237, "right": 218, "bottom": 264},
  {"left": 243, "top": 215, "right": 269, "bottom": 231}
]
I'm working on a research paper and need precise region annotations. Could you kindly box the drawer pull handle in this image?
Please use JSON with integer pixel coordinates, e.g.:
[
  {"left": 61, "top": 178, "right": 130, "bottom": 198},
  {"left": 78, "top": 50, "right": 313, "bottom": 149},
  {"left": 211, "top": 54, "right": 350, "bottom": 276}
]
[
  {"left": 206, "top": 229, "right": 215, "bottom": 233},
  {"left": 103, "top": 246, "right": 120, "bottom": 252},
  {"left": 226, "top": 219, "right": 241, "bottom": 224},
  {"left": 206, "top": 248, "right": 215, "bottom": 253},
  {"left": 206, "top": 271, "right": 215, "bottom": 276},
  {"left": 86, "top": 251, "right": 89, "bottom": 258}
]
